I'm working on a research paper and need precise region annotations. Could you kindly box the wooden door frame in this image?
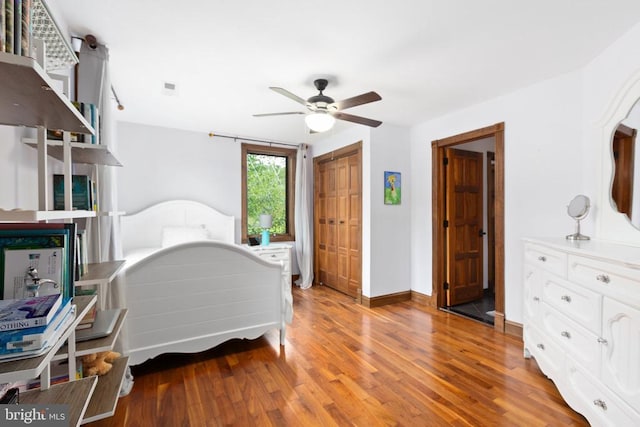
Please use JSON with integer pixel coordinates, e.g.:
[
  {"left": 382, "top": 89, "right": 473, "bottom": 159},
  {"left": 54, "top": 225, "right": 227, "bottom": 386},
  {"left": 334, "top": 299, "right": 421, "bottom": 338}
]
[{"left": 432, "top": 123, "right": 505, "bottom": 332}]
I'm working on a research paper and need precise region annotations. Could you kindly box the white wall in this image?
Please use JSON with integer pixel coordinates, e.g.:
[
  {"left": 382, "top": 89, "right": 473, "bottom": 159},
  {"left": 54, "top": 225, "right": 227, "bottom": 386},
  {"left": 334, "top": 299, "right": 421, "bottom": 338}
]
[
  {"left": 410, "top": 70, "right": 584, "bottom": 323},
  {"left": 313, "top": 124, "right": 412, "bottom": 298},
  {"left": 116, "top": 122, "right": 241, "bottom": 240}
]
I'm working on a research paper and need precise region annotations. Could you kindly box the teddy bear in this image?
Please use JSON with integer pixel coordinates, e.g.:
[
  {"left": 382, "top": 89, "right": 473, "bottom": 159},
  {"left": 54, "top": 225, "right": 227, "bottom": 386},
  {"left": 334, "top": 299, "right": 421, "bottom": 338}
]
[{"left": 81, "top": 350, "right": 121, "bottom": 377}]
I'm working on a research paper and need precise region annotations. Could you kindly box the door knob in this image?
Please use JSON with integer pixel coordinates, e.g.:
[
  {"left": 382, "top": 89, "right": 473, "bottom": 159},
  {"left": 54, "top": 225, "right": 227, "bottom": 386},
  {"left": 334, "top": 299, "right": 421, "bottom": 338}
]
[{"left": 479, "top": 229, "right": 487, "bottom": 237}]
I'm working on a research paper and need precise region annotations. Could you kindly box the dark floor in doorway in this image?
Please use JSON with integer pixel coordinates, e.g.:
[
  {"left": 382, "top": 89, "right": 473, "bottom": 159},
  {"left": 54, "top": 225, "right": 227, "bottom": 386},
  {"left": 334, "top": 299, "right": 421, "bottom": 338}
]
[{"left": 444, "top": 289, "right": 495, "bottom": 325}]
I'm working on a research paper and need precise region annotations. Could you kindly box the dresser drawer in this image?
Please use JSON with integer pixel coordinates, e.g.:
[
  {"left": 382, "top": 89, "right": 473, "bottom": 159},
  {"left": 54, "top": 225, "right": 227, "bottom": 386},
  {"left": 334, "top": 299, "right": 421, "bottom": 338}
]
[
  {"left": 566, "top": 360, "right": 640, "bottom": 427},
  {"left": 541, "top": 303, "right": 600, "bottom": 374},
  {"left": 541, "top": 272, "right": 602, "bottom": 335},
  {"left": 524, "top": 243, "right": 568, "bottom": 278},
  {"left": 568, "top": 255, "right": 640, "bottom": 308},
  {"left": 524, "top": 323, "right": 564, "bottom": 379}
]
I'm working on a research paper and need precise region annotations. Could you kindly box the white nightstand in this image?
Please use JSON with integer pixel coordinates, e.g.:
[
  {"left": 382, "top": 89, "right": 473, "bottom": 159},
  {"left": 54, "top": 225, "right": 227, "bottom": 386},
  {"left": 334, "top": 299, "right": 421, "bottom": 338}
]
[{"left": 247, "top": 243, "right": 293, "bottom": 289}]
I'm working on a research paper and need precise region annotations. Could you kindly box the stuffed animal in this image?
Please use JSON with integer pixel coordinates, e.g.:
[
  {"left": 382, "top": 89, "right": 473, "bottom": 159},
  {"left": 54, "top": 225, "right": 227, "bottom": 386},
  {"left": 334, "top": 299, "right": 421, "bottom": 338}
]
[{"left": 81, "top": 351, "right": 121, "bottom": 377}]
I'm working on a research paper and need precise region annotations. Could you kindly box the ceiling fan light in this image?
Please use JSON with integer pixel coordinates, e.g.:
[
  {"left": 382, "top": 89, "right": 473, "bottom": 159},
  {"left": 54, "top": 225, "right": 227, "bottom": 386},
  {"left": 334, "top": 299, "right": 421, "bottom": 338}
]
[{"left": 305, "top": 111, "right": 335, "bottom": 132}]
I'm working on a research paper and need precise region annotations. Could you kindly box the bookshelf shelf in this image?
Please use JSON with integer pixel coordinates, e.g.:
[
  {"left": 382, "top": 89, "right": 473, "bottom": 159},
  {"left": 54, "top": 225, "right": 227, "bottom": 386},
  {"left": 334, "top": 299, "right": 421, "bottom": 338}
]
[
  {"left": 21, "top": 377, "right": 97, "bottom": 427},
  {"left": 54, "top": 308, "right": 128, "bottom": 359},
  {"left": 75, "top": 261, "right": 126, "bottom": 287},
  {"left": 0, "top": 52, "right": 93, "bottom": 134},
  {"left": 81, "top": 356, "right": 129, "bottom": 424},
  {"left": 0, "top": 209, "right": 96, "bottom": 222},
  {"left": 23, "top": 139, "right": 123, "bottom": 166}
]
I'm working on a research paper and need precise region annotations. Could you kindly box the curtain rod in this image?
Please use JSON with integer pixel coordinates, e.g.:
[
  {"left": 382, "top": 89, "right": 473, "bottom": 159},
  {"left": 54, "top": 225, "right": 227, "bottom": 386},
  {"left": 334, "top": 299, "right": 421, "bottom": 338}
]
[{"left": 208, "top": 132, "right": 300, "bottom": 148}]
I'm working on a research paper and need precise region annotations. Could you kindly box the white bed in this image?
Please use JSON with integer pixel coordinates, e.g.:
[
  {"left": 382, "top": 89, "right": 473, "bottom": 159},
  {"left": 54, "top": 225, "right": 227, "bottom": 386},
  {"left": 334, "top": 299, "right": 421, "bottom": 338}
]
[{"left": 120, "top": 200, "right": 292, "bottom": 366}]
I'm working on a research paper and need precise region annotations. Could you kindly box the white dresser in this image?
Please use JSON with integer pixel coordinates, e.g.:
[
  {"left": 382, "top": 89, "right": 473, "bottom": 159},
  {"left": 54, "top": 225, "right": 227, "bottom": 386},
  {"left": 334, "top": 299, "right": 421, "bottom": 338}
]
[
  {"left": 523, "top": 238, "right": 640, "bottom": 426},
  {"left": 247, "top": 243, "right": 293, "bottom": 289}
]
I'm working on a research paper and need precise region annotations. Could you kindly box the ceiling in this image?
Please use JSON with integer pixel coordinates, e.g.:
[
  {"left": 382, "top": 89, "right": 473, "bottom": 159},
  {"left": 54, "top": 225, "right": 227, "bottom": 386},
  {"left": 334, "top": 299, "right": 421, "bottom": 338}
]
[{"left": 52, "top": 0, "right": 640, "bottom": 145}]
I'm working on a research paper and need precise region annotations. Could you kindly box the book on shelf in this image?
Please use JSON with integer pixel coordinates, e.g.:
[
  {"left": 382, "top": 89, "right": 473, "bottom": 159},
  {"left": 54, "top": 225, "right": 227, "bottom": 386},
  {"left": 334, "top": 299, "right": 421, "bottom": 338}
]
[
  {"left": 0, "top": 223, "right": 76, "bottom": 301},
  {"left": 0, "top": 300, "right": 73, "bottom": 354},
  {"left": 20, "top": 0, "right": 28, "bottom": 56},
  {"left": 1, "top": 0, "right": 5, "bottom": 53},
  {"left": 74, "top": 286, "right": 96, "bottom": 329},
  {"left": 0, "top": 293, "right": 63, "bottom": 332},
  {"left": 2, "top": 246, "right": 63, "bottom": 299},
  {"left": 12, "top": 0, "right": 20, "bottom": 56},
  {"left": 4, "top": 0, "right": 13, "bottom": 54},
  {"left": 25, "top": 357, "right": 83, "bottom": 390},
  {"left": 53, "top": 174, "right": 93, "bottom": 211}
]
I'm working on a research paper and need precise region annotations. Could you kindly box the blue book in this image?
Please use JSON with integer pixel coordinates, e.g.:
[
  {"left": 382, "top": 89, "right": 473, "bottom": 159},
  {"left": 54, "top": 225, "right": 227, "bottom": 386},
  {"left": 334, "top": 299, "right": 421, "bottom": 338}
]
[
  {"left": 0, "top": 293, "right": 62, "bottom": 332},
  {"left": 0, "top": 300, "right": 73, "bottom": 354}
]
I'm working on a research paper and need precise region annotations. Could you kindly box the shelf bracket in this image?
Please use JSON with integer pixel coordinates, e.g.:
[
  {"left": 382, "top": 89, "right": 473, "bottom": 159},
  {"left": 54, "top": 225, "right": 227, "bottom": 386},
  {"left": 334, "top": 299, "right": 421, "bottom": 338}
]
[{"left": 37, "top": 127, "right": 48, "bottom": 211}]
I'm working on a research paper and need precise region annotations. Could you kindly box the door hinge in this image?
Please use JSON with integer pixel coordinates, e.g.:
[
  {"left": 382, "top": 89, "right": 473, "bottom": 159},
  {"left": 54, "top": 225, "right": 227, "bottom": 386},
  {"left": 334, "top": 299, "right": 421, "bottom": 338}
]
[
  {"left": 443, "top": 220, "right": 449, "bottom": 228},
  {"left": 443, "top": 282, "right": 449, "bottom": 290},
  {"left": 443, "top": 157, "right": 449, "bottom": 166}
]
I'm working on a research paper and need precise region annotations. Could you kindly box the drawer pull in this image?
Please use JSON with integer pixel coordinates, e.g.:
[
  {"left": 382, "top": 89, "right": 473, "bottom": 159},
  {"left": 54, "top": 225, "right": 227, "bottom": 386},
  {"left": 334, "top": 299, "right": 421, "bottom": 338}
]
[
  {"left": 536, "top": 343, "right": 545, "bottom": 350},
  {"left": 533, "top": 296, "right": 540, "bottom": 302},
  {"left": 560, "top": 295, "right": 572, "bottom": 303},
  {"left": 560, "top": 331, "right": 571, "bottom": 339},
  {"left": 597, "top": 337, "right": 608, "bottom": 345},
  {"left": 593, "top": 399, "right": 607, "bottom": 411},
  {"left": 596, "top": 274, "right": 610, "bottom": 284},
  {"left": 537, "top": 256, "right": 547, "bottom": 262},
  {"left": 271, "top": 254, "right": 277, "bottom": 258}
]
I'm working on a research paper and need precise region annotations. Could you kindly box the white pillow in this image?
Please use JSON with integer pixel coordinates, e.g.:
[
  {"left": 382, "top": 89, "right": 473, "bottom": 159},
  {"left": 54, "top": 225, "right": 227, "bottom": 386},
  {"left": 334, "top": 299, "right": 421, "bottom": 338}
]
[{"left": 161, "top": 226, "right": 209, "bottom": 248}]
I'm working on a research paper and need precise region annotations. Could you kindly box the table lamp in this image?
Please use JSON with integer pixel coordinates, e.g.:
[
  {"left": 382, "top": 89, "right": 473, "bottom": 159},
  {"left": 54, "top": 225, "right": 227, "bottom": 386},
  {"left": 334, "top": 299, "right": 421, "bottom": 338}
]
[{"left": 259, "top": 214, "right": 272, "bottom": 246}]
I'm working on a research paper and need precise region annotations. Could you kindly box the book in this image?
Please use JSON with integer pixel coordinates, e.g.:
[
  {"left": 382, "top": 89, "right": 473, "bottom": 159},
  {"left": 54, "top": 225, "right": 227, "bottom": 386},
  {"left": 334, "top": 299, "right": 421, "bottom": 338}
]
[
  {"left": 0, "top": 293, "right": 62, "bottom": 332},
  {"left": 0, "top": 0, "right": 5, "bottom": 53},
  {"left": 0, "top": 224, "right": 76, "bottom": 301},
  {"left": 53, "top": 174, "right": 92, "bottom": 211},
  {"left": 3, "top": 246, "right": 64, "bottom": 299},
  {"left": 0, "top": 306, "right": 71, "bottom": 362},
  {"left": 20, "top": 0, "right": 28, "bottom": 56},
  {"left": 12, "top": 0, "right": 20, "bottom": 56},
  {"left": 4, "top": 0, "right": 13, "bottom": 54},
  {"left": 0, "top": 300, "right": 73, "bottom": 354}
]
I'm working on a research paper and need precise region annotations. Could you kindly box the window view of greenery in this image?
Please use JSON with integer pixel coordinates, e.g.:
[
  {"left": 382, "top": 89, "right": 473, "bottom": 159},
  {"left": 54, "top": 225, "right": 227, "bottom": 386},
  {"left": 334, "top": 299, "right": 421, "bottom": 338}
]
[{"left": 246, "top": 153, "right": 287, "bottom": 235}]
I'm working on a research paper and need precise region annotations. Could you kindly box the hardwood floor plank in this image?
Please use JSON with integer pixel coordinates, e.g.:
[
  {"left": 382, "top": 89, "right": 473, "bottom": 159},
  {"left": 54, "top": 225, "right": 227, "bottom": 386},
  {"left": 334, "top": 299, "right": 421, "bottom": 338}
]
[{"left": 87, "top": 285, "right": 588, "bottom": 426}]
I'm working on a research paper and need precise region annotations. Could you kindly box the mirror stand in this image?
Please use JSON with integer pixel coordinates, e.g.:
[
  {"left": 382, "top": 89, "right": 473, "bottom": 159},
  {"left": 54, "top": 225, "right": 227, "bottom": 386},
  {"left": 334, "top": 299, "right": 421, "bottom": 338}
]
[{"left": 566, "top": 218, "right": 590, "bottom": 241}]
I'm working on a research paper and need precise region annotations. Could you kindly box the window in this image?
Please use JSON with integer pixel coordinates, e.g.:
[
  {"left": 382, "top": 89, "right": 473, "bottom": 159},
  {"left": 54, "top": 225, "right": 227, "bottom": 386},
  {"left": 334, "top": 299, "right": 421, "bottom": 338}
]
[{"left": 241, "top": 144, "right": 296, "bottom": 243}]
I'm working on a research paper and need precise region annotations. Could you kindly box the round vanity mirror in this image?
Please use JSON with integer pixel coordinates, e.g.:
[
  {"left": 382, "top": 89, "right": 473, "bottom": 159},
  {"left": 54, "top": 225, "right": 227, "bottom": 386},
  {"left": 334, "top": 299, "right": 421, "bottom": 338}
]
[
  {"left": 611, "top": 98, "right": 640, "bottom": 229},
  {"left": 566, "top": 195, "right": 590, "bottom": 240}
]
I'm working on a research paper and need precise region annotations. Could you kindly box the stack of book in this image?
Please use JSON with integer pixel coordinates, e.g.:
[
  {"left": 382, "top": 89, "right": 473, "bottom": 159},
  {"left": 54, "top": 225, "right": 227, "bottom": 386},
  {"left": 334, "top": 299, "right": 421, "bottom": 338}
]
[
  {"left": 1, "top": 0, "right": 33, "bottom": 57},
  {"left": 0, "top": 293, "right": 75, "bottom": 361}
]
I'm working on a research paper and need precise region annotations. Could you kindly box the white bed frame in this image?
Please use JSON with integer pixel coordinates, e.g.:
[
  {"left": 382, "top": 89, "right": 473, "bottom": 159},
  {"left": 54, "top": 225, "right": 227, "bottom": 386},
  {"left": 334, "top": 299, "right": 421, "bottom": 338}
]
[{"left": 120, "top": 200, "right": 290, "bottom": 366}]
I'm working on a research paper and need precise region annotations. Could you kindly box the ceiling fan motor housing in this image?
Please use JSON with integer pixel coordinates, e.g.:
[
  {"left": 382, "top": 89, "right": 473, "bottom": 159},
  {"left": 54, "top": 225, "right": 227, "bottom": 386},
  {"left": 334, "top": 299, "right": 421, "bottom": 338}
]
[{"left": 308, "top": 79, "right": 334, "bottom": 108}]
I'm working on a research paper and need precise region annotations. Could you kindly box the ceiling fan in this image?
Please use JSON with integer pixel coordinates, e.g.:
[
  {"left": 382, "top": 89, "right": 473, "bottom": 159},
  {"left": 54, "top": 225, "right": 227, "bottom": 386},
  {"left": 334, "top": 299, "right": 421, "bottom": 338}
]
[{"left": 253, "top": 79, "right": 382, "bottom": 132}]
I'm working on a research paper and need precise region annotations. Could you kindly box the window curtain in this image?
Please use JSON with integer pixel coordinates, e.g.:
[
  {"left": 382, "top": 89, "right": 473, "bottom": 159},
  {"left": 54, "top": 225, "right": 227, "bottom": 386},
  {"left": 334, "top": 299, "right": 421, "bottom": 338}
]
[
  {"left": 77, "top": 42, "right": 132, "bottom": 395},
  {"left": 294, "top": 144, "right": 313, "bottom": 289}
]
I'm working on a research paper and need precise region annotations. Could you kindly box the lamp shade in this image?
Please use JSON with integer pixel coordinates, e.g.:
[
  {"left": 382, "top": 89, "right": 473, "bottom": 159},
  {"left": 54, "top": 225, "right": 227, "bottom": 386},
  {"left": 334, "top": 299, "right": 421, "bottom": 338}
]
[
  {"left": 259, "top": 214, "right": 272, "bottom": 228},
  {"left": 305, "top": 111, "right": 335, "bottom": 132}
]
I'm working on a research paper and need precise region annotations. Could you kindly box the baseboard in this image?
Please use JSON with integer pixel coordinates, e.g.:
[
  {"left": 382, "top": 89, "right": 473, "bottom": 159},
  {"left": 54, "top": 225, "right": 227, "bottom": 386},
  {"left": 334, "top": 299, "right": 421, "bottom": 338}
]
[
  {"left": 505, "top": 320, "right": 523, "bottom": 339},
  {"left": 361, "top": 291, "right": 411, "bottom": 308},
  {"left": 410, "top": 290, "right": 436, "bottom": 307}
]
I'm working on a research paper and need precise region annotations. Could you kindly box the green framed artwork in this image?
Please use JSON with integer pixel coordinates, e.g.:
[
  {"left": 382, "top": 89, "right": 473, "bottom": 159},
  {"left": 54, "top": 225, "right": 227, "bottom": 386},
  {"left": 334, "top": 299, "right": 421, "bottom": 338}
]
[{"left": 384, "top": 171, "right": 401, "bottom": 205}]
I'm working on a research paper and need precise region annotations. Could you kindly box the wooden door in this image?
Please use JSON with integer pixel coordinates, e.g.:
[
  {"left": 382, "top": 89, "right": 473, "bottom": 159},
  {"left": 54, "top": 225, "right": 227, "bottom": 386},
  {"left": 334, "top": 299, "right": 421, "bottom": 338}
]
[
  {"left": 612, "top": 124, "right": 636, "bottom": 217},
  {"left": 316, "top": 159, "right": 337, "bottom": 288},
  {"left": 314, "top": 144, "right": 362, "bottom": 299},
  {"left": 487, "top": 151, "right": 495, "bottom": 294},
  {"left": 446, "top": 148, "right": 484, "bottom": 306}
]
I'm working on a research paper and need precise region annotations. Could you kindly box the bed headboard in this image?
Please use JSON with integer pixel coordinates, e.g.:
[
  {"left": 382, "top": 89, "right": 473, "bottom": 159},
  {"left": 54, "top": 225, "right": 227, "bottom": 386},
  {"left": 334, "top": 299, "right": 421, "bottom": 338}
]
[{"left": 121, "top": 200, "right": 235, "bottom": 255}]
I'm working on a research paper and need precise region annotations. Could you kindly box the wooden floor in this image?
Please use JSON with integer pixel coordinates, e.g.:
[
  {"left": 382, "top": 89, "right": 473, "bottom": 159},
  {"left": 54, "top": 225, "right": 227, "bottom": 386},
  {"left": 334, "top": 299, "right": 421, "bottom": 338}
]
[{"left": 88, "top": 285, "right": 588, "bottom": 427}]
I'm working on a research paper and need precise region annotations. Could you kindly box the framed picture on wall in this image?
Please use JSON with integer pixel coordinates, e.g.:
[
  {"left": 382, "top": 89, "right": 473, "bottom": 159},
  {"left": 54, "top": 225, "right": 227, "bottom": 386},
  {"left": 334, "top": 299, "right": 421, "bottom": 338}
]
[{"left": 384, "top": 171, "right": 401, "bottom": 205}]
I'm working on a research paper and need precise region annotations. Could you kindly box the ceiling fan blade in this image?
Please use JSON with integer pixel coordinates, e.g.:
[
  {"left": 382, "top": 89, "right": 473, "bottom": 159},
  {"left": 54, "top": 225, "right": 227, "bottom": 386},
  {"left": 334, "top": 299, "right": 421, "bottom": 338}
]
[
  {"left": 332, "top": 111, "right": 382, "bottom": 128},
  {"left": 253, "top": 112, "right": 305, "bottom": 117},
  {"left": 269, "top": 87, "right": 309, "bottom": 107},
  {"left": 331, "top": 91, "right": 381, "bottom": 111}
]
